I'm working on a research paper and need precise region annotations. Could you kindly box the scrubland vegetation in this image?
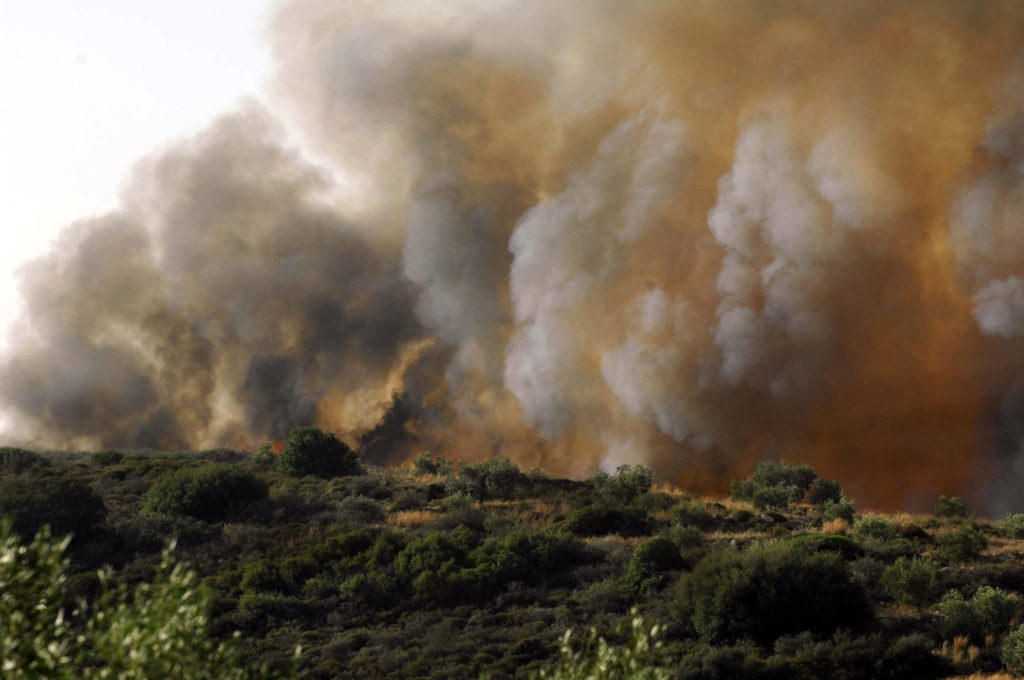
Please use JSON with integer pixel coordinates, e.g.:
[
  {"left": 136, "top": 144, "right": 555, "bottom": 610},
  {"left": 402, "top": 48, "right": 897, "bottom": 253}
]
[{"left": 3, "top": 438, "right": 1024, "bottom": 679}]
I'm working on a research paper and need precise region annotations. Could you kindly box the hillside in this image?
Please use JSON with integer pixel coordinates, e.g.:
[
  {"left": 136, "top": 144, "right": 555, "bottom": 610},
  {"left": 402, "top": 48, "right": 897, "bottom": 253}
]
[{"left": 2, "top": 435, "right": 1024, "bottom": 679}]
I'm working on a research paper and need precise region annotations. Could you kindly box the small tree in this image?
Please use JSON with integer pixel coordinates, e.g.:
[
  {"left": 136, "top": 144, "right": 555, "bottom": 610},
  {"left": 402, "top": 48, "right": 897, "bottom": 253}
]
[
  {"left": 446, "top": 457, "right": 526, "bottom": 503},
  {"left": 592, "top": 465, "right": 655, "bottom": 505},
  {"left": 934, "top": 496, "right": 969, "bottom": 519},
  {"left": 276, "top": 426, "right": 361, "bottom": 478}
]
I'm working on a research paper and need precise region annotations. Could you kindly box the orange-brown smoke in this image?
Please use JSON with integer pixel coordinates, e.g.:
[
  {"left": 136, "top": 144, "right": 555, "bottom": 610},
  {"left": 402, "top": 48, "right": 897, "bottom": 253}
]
[{"left": 5, "top": 0, "right": 1024, "bottom": 511}]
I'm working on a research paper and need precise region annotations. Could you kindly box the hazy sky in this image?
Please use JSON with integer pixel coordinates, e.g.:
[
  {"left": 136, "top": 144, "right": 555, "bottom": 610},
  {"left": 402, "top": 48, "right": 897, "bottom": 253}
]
[{"left": 0, "top": 0, "right": 276, "bottom": 345}]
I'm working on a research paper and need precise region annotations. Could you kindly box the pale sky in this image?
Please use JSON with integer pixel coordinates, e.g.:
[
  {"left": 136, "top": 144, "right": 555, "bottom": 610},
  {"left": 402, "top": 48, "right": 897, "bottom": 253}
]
[{"left": 0, "top": 0, "right": 277, "bottom": 345}]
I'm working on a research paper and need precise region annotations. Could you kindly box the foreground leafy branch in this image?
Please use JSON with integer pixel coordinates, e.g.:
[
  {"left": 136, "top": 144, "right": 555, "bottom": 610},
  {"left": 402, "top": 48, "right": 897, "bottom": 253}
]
[{"left": 0, "top": 521, "right": 286, "bottom": 679}]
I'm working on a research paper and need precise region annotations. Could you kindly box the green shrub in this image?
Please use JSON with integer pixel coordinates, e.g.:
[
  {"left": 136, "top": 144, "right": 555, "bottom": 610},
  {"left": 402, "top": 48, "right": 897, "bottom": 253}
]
[
  {"left": 935, "top": 525, "right": 987, "bottom": 563},
  {"left": 729, "top": 460, "right": 822, "bottom": 510},
  {"left": 823, "top": 497, "right": 856, "bottom": 522},
  {"left": 411, "top": 451, "right": 453, "bottom": 476},
  {"left": 529, "top": 608, "right": 669, "bottom": 680},
  {"left": 0, "top": 447, "right": 49, "bottom": 473},
  {"left": 1002, "top": 513, "right": 1024, "bottom": 539},
  {"left": 808, "top": 478, "right": 843, "bottom": 505},
  {"left": 275, "top": 426, "right": 361, "bottom": 478},
  {"left": 675, "top": 542, "right": 872, "bottom": 645},
  {"left": 852, "top": 516, "right": 900, "bottom": 541},
  {"left": 89, "top": 450, "right": 124, "bottom": 466},
  {"left": 788, "top": 534, "right": 864, "bottom": 560},
  {"left": 666, "top": 524, "right": 706, "bottom": 550},
  {"left": 1004, "top": 625, "right": 1024, "bottom": 675},
  {"left": 672, "top": 500, "right": 712, "bottom": 529},
  {"left": 446, "top": 456, "right": 527, "bottom": 503},
  {"left": 881, "top": 557, "right": 943, "bottom": 606},
  {"left": 335, "top": 496, "right": 386, "bottom": 525},
  {"left": 934, "top": 496, "right": 969, "bottom": 519},
  {"left": 0, "top": 476, "right": 106, "bottom": 539},
  {"left": 389, "top": 489, "right": 426, "bottom": 511},
  {"left": 143, "top": 465, "right": 267, "bottom": 522},
  {"left": 624, "top": 537, "right": 684, "bottom": 592},
  {"left": 251, "top": 443, "right": 276, "bottom": 471},
  {"left": 561, "top": 505, "right": 652, "bottom": 537},
  {"left": 730, "top": 478, "right": 797, "bottom": 509},
  {"left": 936, "top": 586, "right": 1018, "bottom": 643},
  {"left": 591, "top": 464, "right": 655, "bottom": 505},
  {"left": 749, "top": 460, "right": 818, "bottom": 490}
]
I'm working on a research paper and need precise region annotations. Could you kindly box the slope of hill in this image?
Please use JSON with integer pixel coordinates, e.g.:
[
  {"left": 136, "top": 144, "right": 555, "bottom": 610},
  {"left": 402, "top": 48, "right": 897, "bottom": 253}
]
[{"left": 1, "top": 437, "right": 1023, "bottom": 679}]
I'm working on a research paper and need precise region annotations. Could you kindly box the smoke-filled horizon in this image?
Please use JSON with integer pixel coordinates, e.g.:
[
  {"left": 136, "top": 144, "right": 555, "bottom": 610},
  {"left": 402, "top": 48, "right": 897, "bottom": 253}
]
[{"left": 5, "top": 0, "right": 1024, "bottom": 511}]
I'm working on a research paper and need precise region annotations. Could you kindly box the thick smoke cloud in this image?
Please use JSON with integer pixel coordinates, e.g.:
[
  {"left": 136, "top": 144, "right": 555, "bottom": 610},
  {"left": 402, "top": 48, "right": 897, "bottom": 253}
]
[
  {"left": 8, "top": 0, "right": 1024, "bottom": 510},
  {"left": 1, "top": 105, "right": 426, "bottom": 450}
]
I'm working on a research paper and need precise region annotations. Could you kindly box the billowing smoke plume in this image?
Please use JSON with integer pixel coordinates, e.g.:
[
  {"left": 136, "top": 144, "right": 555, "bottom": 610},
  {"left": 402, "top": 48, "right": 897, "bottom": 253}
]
[{"left": 7, "top": 0, "right": 1024, "bottom": 510}]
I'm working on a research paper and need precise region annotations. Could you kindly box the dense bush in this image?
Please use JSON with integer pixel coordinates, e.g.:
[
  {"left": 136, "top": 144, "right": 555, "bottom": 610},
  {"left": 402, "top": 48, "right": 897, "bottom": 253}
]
[
  {"left": 936, "top": 585, "right": 1017, "bottom": 643},
  {"left": 89, "top": 450, "right": 125, "bottom": 466},
  {"left": 143, "top": 465, "right": 267, "bottom": 522},
  {"left": 624, "top": 537, "right": 684, "bottom": 592},
  {"left": 674, "top": 542, "right": 872, "bottom": 645},
  {"left": 275, "top": 426, "right": 361, "bottom": 478},
  {"left": 1003, "top": 513, "right": 1024, "bottom": 539},
  {"left": 934, "top": 496, "right": 969, "bottom": 519},
  {"left": 251, "top": 443, "right": 276, "bottom": 470},
  {"left": 880, "top": 557, "right": 943, "bottom": 606},
  {"left": 446, "top": 457, "right": 527, "bottom": 503},
  {"left": 729, "top": 460, "right": 840, "bottom": 510},
  {"left": 591, "top": 465, "right": 655, "bottom": 505},
  {"left": 788, "top": 534, "right": 864, "bottom": 560},
  {"left": 411, "top": 451, "right": 453, "bottom": 476},
  {"left": 1004, "top": 625, "right": 1024, "bottom": 675},
  {"left": 808, "top": 479, "right": 843, "bottom": 505},
  {"left": 672, "top": 501, "right": 712, "bottom": 529},
  {"left": 0, "top": 476, "right": 106, "bottom": 539},
  {"left": 0, "top": 447, "right": 49, "bottom": 473},
  {"left": 852, "top": 515, "right": 900, "bottom": 541},
  {"left": 823, "top": 497, "right": 856, "bottom": 522},
  {"left": 561, "top": 505, "right": 652, "bottom": 537},
  {"left": 935, "top": 525, "right": 987, "bottom": 563}
]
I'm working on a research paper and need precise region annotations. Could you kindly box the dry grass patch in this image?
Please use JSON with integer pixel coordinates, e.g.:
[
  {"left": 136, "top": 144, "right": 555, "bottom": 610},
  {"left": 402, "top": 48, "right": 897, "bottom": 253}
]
[
  {"left": 820, "top": 518, "right": 850, "bottom": 535},
  {"left": 938, "top": 636, "right": 981, "bottom": 666},
  {"left": 387, "top": 510, "right": 436, "bottom": 528}
]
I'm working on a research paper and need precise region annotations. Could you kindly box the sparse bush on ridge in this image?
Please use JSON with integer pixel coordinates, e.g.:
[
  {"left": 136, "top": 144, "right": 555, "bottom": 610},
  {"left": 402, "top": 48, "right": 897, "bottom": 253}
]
[
  {"left": 730, "top": 460, "right": 844, "bottom": 510},
  {"left": 934, "top": 495, "right": 969, "bottom": 519},
  {"left": 1003, "top": 512, "right": 1024, "bottom": 539},
  {"left": 275, "top": 426, "right": 362, "bottom": 478},
  {"left": 411, "top": 450, "right": 453, "bottom": 476}
]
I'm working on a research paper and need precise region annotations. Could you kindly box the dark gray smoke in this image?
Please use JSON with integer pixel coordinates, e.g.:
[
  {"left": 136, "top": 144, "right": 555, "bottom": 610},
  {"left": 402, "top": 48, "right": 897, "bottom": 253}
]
[{"left": 1, "top": 104, "right": 426, "bottom": 449}]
